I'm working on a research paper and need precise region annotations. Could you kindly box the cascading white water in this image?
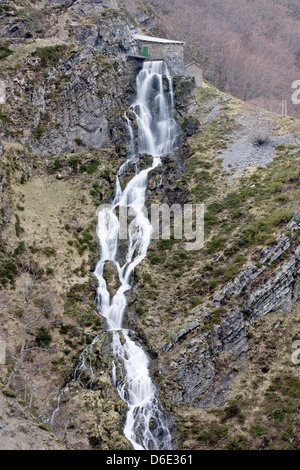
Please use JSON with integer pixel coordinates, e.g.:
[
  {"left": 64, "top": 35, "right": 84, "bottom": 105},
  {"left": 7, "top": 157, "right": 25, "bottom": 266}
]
[{"left": 93, "top": 60, "right": 178, "bottom": 450}]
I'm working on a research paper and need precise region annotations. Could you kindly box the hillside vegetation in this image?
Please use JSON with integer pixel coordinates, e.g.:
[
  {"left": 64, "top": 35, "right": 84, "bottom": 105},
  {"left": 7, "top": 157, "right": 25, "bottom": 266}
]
[
  {"left": 0, "top": 0, "right": 299, "bottom": 451},
  {"left": 126, "top": 0, "right": 300, "bottom": 119}
]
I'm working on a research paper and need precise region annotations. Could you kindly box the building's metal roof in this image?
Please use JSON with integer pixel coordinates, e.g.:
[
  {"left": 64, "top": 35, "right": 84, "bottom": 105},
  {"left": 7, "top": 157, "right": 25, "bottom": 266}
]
[
  {"left": 186, "top": 62, "right": 202, "bottom": 70},
  {"left": 134, "top": 34, "right": 185, "bottom": 45}
]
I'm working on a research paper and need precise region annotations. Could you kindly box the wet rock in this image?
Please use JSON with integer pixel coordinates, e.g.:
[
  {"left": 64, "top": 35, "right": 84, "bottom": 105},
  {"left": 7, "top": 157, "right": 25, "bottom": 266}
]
[
  {"left": 173, "top": 76, "right": 199, "bottom": 117},
  {"left": 181, "top": 115, "right": 200, "bottom": 137},
  {"left": 103, "top": 260, "right": 119, "bottom": 297}
]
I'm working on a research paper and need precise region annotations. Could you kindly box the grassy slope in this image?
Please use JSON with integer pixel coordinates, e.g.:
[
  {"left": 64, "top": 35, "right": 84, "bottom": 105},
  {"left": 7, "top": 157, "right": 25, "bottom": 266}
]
[
  {"left": 133, "top": 82, "right": 300, "bottom": 348},
  {"left": 0, "top": 31, "right": 132, "bottom": 447},
  {"left": 0, "top": 142, "right": 131, "bottom": 449},
  {"left": 130, "top": 82, "right": 300, "bottom": 449}
]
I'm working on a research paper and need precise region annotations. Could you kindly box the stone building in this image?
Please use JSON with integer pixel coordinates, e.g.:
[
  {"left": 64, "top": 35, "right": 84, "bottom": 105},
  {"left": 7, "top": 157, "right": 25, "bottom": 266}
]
[
  {"left": 186, "top": 62, "right": 203, "bottom": 88},
  {"left": 133, "top": 34, "right": 185, "bottom": 76}
]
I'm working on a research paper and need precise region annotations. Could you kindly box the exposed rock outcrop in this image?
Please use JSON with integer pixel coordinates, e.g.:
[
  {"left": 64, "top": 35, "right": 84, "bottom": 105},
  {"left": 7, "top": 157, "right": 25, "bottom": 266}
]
[{"left": 162, "top": 218, "right": 300, "bottom": 409}]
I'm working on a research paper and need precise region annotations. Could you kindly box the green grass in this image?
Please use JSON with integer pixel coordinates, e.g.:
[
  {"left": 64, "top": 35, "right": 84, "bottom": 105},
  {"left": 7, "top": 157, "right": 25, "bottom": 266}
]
[
  {"left": 86, "top": 159, "right": 99, "bottom": 174},
  {"left": 32, "top": 45, "right": 68, "bottom": 67}
]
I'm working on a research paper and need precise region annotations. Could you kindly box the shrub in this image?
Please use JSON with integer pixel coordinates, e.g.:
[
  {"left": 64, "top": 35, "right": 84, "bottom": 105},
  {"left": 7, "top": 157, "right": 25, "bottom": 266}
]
[
  {"left": 207, "top": 237, "right": 226, "bottom": 254},
  {"left": 68, "top": 157, "right": 80, "bottom": 172},
  {"left": 75, "top": 138, "right": 85, "bottom": 146},
  {"left": 237, "top": 207, "right": 294, "bottom": 248},
  {"left": 223, "top": 264, "right": 239, "bottom": 281},
  {"left": 268, "top": 181, "right": 283, "bottom": 193},
  {"left": 53, "top": 159, "right": 61, "bottom": 171},
  {"left": 13, "top": 241, "right": 26, "bottom": 257},
  {"left": 226, "top": 435, "right": 248, "bottom": 450},
  {"left": 274, "top": 194, "right": 288, "bottom": 202},
  {"left": 221, "top": 401, "right": 243, "bottom": 422},
  {"left": 2, "top": 387, "right": 16, "bottom": 398},
  {"left": 207, "top": 201, "right": 224, "bottom": 214},
  {"left": 41, "top": 246, "right": 56, "bottom": 257},
  {"left": 35, "top": 327, "right": 52, "bottom": 347},
  {"left": 191, "top": 183, "right": 213, "bottom": 200},
  {"left": 249, "top": 423, "right": 268, "bottom": 438},
  {"left": 0, "top": 45, "right": 13, "bottom": 61},
  {"left": 0, "top": 259, "right": 17, "bottom": 287},
  {"left": 33, "top": 124, "right": 43, "bottom": 139},
  {"left": 0, "top": 108, "right": 8, "bottom": 122},
  {"left": 79, "top": 229, "right": 93, "bottom": 245},
  {"left": 157, "top": 239, "right": 173, "bottom": 250},
  {"left": 269, "top": 207, "right": 294, "bottom": 226},
  {"left": 15, "top": 214, "right": 24, "bottom": 237},
  {"left": 148, "top": 252, "right": 166, "bottom": 265},
  {"left": 271, "top": 374, "right": 300, "bottom": 398},
  {"left": 0, "top": 5, "right": 10, "bottom": 13},
  {"left": 59, "top": 324, "right": 70, "bottom": 335},
  {"left": 142, "top": 273, "right": 152, "bottom": 283},
  {"left": 86, "top": 159, "right": 100, "bottom": 174}
]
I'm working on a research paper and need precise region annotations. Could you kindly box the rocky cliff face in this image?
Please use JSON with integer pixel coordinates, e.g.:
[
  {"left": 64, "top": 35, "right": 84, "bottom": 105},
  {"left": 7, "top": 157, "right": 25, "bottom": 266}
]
[
  {"left": 163, "top": 228, "right": 300, "bottom": 409},
  {"left": 0, "top": 6, "right": 141, "bottom": 159}
]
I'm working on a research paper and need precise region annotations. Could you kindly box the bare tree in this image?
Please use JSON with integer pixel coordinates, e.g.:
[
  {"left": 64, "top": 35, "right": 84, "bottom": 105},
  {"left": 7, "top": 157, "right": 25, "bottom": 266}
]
[
  {"left": 158, "top": 0, "right": 300, "bottom": 119},
  {"left": 13, "top": 362, "right": 43, "bottom": 409},
  {"left": 5, "top": 261, "right": 55, "bottom": 386}
]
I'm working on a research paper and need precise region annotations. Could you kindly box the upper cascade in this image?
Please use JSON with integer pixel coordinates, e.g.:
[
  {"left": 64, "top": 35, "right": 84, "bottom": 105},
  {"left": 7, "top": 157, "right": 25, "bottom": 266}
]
[{"left": 132, "top": 60, "right": 178, "bottom": 157}]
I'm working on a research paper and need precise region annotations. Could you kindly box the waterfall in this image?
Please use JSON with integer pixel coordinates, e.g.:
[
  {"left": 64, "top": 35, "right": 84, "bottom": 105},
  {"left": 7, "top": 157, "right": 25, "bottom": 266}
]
[
  {"left": 93, "top": 60, "right": 178, "bottom": 450},
  {"left": 50, "top": 61, "right": 178, "bottom": 449}
]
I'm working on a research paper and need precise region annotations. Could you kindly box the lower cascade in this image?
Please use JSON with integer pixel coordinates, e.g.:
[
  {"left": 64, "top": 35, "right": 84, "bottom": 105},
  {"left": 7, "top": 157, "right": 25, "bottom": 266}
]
[{"left": 93, "top": 60, "right": 178, "bottom": 450}]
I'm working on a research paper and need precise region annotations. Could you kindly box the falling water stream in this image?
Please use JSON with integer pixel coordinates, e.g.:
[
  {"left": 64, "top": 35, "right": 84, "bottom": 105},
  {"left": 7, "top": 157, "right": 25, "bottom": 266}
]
[{"left": 50, "top": 61, "right": 178, "bottom": 450}]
